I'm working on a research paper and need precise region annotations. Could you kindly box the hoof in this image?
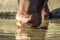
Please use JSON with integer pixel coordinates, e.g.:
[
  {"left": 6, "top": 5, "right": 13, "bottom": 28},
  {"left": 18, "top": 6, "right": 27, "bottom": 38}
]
[{"left": 37, "top": 25, "right": 48, "bottom": 29}]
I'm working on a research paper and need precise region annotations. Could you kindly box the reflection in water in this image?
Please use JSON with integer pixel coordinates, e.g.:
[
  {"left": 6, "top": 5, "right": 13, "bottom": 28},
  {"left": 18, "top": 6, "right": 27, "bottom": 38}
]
[
  {"left": 0, "top": 29, "right": 47, "bottom": 40},
  {"left": 0, "top": 19, "right": 60, "bottom": 40},
  {"left": 15, "top": 28, "right": 47, "bottom": 40}
]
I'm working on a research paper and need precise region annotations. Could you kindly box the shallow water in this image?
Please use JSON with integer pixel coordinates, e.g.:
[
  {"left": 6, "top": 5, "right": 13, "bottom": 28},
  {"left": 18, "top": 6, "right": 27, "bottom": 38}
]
[{"left": 0, "top": 19, "right": 60, "bottom": 40}]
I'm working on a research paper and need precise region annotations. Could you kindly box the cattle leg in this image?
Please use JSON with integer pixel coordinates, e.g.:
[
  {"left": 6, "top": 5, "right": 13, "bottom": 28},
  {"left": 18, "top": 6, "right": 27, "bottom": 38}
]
[{"left": 38, "top": 1, "right": 49, "bottom": 29}]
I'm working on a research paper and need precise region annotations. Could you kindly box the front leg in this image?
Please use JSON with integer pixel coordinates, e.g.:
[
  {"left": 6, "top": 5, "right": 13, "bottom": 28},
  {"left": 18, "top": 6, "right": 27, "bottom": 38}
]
[
  {"left": 15, "top": 16, "right": 30, "bottom": 40},
  {"left": 15, "top": 15, "right": 22, "bottom": 40},
  {"left": 38, "top": 1, "right": 49, "bottom": 29}
]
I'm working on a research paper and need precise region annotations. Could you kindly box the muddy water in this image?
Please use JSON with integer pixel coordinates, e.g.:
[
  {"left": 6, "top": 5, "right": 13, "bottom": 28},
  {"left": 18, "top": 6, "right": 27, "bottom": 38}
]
[{"left": 0, "top": 19, "right": 60, "bottom": 40}]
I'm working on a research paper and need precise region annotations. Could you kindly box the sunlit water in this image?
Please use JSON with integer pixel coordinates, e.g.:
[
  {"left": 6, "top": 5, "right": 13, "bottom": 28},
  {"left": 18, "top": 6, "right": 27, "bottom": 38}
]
[{"left": 0, "top": 19, "right": 60, "bottom": 40}]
